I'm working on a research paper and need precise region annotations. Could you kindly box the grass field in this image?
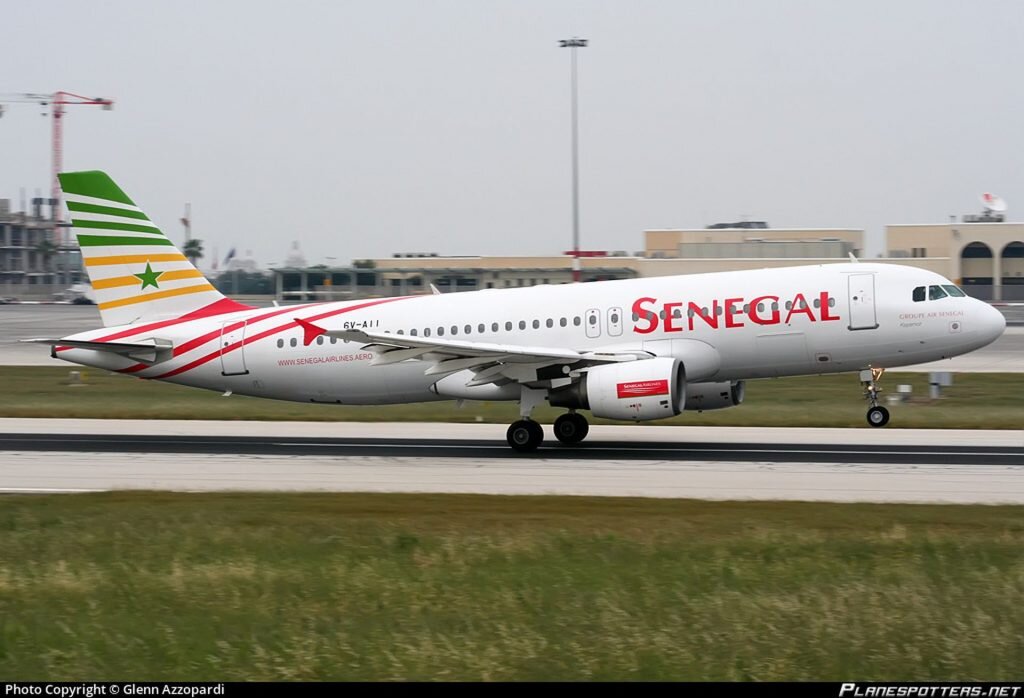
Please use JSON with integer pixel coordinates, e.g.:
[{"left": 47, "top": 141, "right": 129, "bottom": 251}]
[
  {"left": 0, "top": 366, "right": 1021, "bottom": 428},
  {"left": 1, "top": 492, "right": 1021, "bottom": 680}
]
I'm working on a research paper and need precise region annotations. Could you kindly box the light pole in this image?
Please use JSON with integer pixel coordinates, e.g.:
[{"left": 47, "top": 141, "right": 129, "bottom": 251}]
[{"left": 560, "top": 37, "right": 587, "bottom": 282}]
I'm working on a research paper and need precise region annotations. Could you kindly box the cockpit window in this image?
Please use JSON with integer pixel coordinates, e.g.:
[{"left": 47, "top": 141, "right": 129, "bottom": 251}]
[
  {"left": 942, "top": 285, "right": 967, "bottom": 297},
  {"left": 912, "top": 286, "right": 926, "bottom": 302},
  {"left": 928, "top": 285, "right": 948, "bottom": 300}
]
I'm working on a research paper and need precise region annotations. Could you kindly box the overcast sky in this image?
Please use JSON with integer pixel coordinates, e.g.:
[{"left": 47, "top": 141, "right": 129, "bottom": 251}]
[{"left": 3, "top": 1, "right": 1023, "bottom": 268}]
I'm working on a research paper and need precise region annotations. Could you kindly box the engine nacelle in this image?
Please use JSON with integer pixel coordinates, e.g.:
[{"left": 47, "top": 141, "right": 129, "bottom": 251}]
[
  {"left": 549, "top": 357, "right": 685, "bottom": 422},
  {"left": 684, "top": 381, "right": 745, "bottom": 412}
]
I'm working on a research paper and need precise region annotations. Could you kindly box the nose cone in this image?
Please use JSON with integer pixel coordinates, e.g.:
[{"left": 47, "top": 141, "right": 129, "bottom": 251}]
[{"left": 977, "top": 301, "right": 1006, "bottom": 346}]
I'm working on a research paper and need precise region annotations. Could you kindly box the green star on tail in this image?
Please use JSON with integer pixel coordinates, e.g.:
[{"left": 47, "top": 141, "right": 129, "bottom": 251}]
[{"left": 134, "top": 262, "right": 164, "bottom": 290}]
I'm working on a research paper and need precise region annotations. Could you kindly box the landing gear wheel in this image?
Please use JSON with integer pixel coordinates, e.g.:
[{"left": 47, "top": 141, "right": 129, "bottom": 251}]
[
  {"left": 507, "top": 419, "right": 544, "bottom": 452},
  {"left": 867, "top": 406, "right": 890, "bottom": 428},
  {"left": 553, "top": 413, "right": 589, "bottom": 444}
]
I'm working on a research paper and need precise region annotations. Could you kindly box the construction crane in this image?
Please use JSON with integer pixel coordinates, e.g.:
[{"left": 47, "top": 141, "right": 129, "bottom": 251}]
[{"left": 0, "top": 91, "right": 114, "bottom": 242}]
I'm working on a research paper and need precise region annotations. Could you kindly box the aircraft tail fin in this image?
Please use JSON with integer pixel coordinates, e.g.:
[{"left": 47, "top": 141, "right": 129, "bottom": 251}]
[{"left": 58, "top": 171, "right": 251, "bottom": 327}]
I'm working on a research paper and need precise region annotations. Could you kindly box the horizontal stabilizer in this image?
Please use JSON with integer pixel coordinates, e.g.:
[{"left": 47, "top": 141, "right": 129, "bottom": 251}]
[{"left": 22, "top": 337, "right": 173, "bottom": 364}]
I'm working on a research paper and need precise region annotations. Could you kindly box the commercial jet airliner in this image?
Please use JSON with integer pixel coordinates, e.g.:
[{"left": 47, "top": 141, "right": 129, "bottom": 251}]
[{"left": 28, "top": 172, "right": 1006, "bottom": 451}]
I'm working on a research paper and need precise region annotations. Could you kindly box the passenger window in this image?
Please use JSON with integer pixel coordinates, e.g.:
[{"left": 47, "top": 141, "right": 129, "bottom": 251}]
[
  {"left": 913, "top": 286, "right": 926, "bottom": 302},
  {"left": 828, "top": 297, "right": 836, "bottom": 307},
  {"left": 812, "top": 298, "right": 820, "bottom": 309},
  {"left": 519, "top": 321, "right": 526, "bottom": 330},
  {"left": 672, "top": 308, "right": 682, "bottom": 318},
  {"left": 438, "top": 327, "right": 445, "bottom": 336},
  {"left": 290, "top": 338, "right": 297, "bottom": 347},
  {"left": 316, "top": 336, "right": 324, "bottom": 345},
  {"left": 477, "top": 324, "right": 485, "bottom": 333},
  {"left": 491, "top": 322, "right": 498, "bottom": 332},
  {"left": 451, "top": 325, "right": 458, "bottom": 335},
  {"left": 588, "top": 315, "right": 597, "bottom": 325},
  {"left": 560, "top": 317, "right": 567, "bottom": 327},
  {"left": 397, "top": 330, "right": 404, "bottom": 335},
  {"left": 573, "top": 316, "right": 581, "bottom": 326},
  {"left": 411, "top": 329, "right": 418, "bottom": 336},
  {"left": 331, "top": 337, "right": 337, "bottom": 344},
  {"left": 757, "top": 302, "right": 765, "bottom": 313},
  {"left": 277, "top": 339, "right": 284, "bottom": 348},
  {"left": 424, "top": 328, "right": 431, "bottom": 337},
  {"left": 546, "top": 319, "right": 554, "bottom": 328},
  {"left": 505, "top": 321, "right": 513, "bottom": 331},
  {"left": 929, "top": 285, "right": 948, "bottom": 300},
  {"left": 464, "top": 325, "right": 471, "bottom": 334},
  {"left": 532, "top": 319, "right": 540, "bottom": 329},
  {"left": 942, "top": 285, "right": 966, "bottom": 297}
]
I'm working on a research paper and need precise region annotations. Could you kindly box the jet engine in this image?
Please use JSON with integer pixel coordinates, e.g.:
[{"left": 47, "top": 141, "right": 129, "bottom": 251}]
[
  {"left": 684, "top": 381, "right": 745, "bottom": 412},
  {"left": 549, "top": 357, "right": 685, "bottom": 421}
]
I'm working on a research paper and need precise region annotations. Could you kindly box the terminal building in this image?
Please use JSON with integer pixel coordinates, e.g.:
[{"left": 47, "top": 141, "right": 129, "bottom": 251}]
[
  {"left": 887, "top": 222, "right": 1024, "bottom": 301},
  {"left": 270, "top": 225, "right": 869, "bottom": 301}
]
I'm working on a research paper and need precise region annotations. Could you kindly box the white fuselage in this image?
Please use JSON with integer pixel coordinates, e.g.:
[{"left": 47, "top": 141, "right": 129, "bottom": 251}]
[{"left": 55, "top": 263, "right": 1006, "bottom": 407}]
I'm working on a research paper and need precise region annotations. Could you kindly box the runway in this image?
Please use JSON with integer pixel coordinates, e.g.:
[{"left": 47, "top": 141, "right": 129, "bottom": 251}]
[{"left": 1, "top": 420, "right": 1021, "bottom": 504}]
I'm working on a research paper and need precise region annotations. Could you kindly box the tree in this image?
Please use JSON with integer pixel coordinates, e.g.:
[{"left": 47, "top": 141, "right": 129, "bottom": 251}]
[
  {"left": 183, "top": 239, "right": 204, "bottom": 267},
  {"left": 35, "top": 239, "right": 58, "bottom": 273}
]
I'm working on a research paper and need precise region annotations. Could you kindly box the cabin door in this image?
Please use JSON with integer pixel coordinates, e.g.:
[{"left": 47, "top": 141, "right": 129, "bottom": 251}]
[
  {"left": 847, "top": 273, "right": 879, "bottom": 331},
  {"left": 220, "top": 321, "right": 249, "bottom": 376}
]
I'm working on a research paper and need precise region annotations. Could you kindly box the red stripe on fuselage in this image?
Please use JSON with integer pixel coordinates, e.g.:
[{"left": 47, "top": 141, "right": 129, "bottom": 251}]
[
  {"left": 56, "top": 297, "right": 258, "bottom": 353},
  {"left": 115, "top": 303, "right": 313, "bottom": 374},
  {"left": 148, "top": 296, "right": 412, "bottom": 380}
]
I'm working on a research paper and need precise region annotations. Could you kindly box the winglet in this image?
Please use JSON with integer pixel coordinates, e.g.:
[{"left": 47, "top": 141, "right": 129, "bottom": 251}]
[{"left": 294, "top": 317, "right": 326, "bottom": 346}]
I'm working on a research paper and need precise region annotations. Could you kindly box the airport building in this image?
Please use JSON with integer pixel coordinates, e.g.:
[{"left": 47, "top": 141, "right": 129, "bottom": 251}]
[
  {"left": 887, "top": 222, "right": 1024, "bottom": 301},
  {"left": 269, "top": 216, "right": 1024, "bottom": 302},
  {"left": 271, "top": 253, "right": 640, "bottom": 301},
  {"left": 270, "top": 225, "right": 868, "bottom": 301}
]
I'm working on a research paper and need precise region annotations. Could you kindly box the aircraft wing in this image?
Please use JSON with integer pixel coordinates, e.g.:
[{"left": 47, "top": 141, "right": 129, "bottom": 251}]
[{"left": 293, "top": 318, "right": 647, "bottom": 385}]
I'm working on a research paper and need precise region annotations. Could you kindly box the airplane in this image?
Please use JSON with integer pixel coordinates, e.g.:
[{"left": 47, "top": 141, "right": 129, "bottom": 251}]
[{"left": 26, "top": 171, "right": 1006, "bottom": 452}]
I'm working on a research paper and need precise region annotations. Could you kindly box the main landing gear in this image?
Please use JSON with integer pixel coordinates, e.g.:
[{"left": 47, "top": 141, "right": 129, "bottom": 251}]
[
  {"left": 553, "top": 412, "right": 589, "bottom": 444},
  {"left": 861, "top": 367, "right": 890, "bottom": 428},
  {"left": 506, "top": 387, "right": 591, "bottom": 452},
  {"left": 506, "top": 412, "right": 591, "bottom": 452}
]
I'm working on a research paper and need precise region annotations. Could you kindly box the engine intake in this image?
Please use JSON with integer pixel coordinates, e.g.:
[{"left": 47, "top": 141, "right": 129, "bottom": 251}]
[{"left": 549, "top": 357, "right": 685, "bottom": 422}]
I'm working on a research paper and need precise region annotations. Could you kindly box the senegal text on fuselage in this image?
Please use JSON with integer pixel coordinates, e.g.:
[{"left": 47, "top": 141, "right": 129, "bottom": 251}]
[{"left": 631, "top": 291, "right": 841, "bottom": 334}]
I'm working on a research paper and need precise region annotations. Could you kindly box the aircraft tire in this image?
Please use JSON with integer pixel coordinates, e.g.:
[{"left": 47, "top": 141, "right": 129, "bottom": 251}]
[
  {"left": 554, "top": 413, "right": 589, "bottom": 444},
  {"left": 866, "top": 406, "right": 890, "bottom": 428},
  {"left": 507, "top": 420, "right": 543, "bottom": 452}
]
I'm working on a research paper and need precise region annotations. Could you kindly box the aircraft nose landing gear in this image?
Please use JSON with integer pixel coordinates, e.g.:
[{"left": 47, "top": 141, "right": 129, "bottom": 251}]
[{"left": 860, "top": 367, "right": 890, "bottom": 427}]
